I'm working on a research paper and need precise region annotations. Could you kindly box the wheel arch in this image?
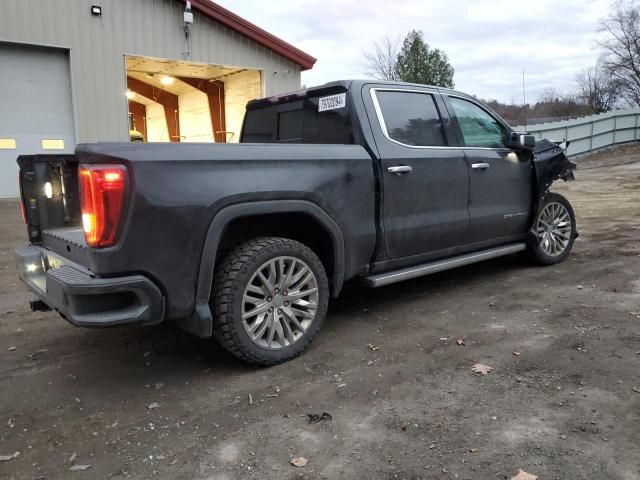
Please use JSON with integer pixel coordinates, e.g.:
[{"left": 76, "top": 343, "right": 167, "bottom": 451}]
[{"left": 178, "top": 200, "right": 345, "bottom": 337}]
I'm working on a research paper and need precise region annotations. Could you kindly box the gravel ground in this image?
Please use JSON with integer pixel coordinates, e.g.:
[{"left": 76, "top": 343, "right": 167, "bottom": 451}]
[{"left": 0, "top": 146, "right": 639, "bottom": 480}]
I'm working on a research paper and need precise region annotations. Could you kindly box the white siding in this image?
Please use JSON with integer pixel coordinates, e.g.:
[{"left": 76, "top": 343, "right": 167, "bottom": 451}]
[
  {"left": 224, "top": 70, "right": 262, "bottom": 143},
  {"left": 146, "top": 103, "right": 170, "bottom": 142},
  {"left": 0, "top": 0, "right": 302, "bottom": 143},
  {"left": 179, "top": 90, "right": 214, "bottom": 142}
]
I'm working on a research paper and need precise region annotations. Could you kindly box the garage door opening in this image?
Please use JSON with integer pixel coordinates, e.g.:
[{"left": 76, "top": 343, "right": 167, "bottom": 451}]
[{"left": 125, "top": 55, "right": 262, "bottom": 143}]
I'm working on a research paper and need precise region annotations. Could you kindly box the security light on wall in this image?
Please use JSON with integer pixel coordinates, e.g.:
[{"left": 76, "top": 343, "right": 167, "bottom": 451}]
[
  {"left": 91, "top": 5, "right": 102, "bottom": 16},
  {"left": 184, "top": 1, "right": 193, "bottom": 24},
  {"left": 125, "top": 90, "right": 135, "bottom": 100}
]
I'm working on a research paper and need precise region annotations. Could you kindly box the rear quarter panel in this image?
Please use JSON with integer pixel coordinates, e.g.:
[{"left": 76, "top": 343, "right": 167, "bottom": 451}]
[{"left": 75, "top": 143, "right": 376, "bottom": 319}]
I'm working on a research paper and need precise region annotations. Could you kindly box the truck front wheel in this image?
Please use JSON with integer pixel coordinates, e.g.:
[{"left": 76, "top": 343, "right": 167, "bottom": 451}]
[
  {"left": 527, "top": 192, "right": 576, "bottom": 265},
  {"left": 211, "top": 237, "right": 329, "bottom": 366}
]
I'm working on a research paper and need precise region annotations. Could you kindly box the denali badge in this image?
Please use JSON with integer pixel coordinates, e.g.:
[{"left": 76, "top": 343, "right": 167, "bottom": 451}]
[
  {"left": 504, "top": 211, "right": 528, "bottom": 219},
  {"left": 318, "top": 93, "right": 346, "bottom": 112}
]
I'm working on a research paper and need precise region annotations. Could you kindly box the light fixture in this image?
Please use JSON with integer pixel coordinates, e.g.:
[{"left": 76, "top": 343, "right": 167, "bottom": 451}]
[
  {"left": 125, "top": 89, "right": 135, "bottom": 99},
  {"left": 44, "top": 182, "right": 53, "bottom": 199},
  {"left": 160, "top": 75, "right": 175, "bottom": 86},
  {"left": 91, "top": 5, "right": 102, "bottom": 16},
  {"left": 184, "top": 1, "right": 193, "bottom": 24}
]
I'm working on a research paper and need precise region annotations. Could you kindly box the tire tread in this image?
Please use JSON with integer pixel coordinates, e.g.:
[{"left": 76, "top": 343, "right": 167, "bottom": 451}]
[{"left": 211, "top": 237, "right": 328, "bottom": 366}]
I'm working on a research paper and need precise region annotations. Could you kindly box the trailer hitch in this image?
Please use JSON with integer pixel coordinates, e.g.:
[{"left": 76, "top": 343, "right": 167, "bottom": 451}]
[{"left": 30, "top": 299, "right": 51, "bottom": 312}]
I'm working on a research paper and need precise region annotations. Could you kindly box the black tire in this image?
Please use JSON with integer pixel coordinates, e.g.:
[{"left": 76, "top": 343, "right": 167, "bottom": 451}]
[
  {"left": 526, "top": 192, "right": 576, "bottom": 265},
  {"left": 211, "top": 237, "right": 329, "bottom": 366}
]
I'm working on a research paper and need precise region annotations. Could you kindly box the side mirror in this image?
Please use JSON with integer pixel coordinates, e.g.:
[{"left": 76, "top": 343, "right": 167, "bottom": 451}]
[{"left": 506, "top": 131, "right": 536, "bottom": 151}]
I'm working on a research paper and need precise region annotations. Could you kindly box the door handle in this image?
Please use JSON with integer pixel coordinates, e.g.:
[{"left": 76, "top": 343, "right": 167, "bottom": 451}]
[
  {"left": 387, "top": 165, "right": 413, "bottom": 175},
  {"left": 471, "top": 162, "right": 490, "bottom": 170}
]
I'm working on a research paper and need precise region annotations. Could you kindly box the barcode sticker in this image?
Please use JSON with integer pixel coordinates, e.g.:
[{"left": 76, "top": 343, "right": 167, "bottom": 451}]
[{"left": 318, "top": 93, "right": 346, "bottom": 112}]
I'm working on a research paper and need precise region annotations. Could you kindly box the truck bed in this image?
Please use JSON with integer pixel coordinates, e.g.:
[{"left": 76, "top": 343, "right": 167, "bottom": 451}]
[{"left": 17, "top": 143, "right": 378, "bottom": 321}]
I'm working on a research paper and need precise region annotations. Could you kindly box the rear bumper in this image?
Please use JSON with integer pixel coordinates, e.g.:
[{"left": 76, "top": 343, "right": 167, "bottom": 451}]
[{"left": 15, "top": 245, "right": 164, "bottom": 327}]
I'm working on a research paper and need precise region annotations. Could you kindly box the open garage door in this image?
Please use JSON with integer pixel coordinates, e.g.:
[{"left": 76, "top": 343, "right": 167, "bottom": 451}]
[
  {"left": 0, "top": 43, "right": 75, "bottom": 198},
  {"left": 125, "top": 55, "right": 261, "bottom": 144}
]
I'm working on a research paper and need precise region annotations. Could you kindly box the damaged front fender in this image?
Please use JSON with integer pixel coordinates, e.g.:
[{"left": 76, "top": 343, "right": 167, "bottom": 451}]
[
  {"left": 528, "top": 138, "right": 579, "bottom": 238},
  {"left": 532, "top": 138, "right": 576, "bottom": 193}
]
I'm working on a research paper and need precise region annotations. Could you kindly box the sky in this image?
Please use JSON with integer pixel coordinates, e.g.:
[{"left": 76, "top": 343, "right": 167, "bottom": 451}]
[{"left": 216, "top": 0, "right": 612, "bottom": 104}]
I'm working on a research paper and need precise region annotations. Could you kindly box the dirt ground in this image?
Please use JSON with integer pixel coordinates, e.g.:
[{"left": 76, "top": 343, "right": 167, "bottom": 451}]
[{"left": 1, "top": 146, "right": 639, "bottom": 480}]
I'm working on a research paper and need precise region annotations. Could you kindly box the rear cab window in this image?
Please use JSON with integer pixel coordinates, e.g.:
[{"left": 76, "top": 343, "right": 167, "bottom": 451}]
[
  {"left": 241, "top": 89, "right": 355, "bottom": 144},
  {"left": 372, "top": 90, "right": 447, "bottom": 147}
]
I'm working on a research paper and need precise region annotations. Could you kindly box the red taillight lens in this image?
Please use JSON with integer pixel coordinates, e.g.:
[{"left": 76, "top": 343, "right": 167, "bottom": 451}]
[{"left": 78, "top": 165, "right": 128, "bottom": 248}]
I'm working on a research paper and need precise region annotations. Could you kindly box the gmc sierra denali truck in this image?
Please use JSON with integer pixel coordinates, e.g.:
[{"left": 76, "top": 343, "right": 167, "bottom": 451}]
[{"left": 14, "top": 80, "right": 577, "bottom": 366}]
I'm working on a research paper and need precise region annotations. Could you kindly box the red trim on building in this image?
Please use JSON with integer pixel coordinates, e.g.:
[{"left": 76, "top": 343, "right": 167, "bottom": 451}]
[{"left": 181, "top": 0, "right": 316, "bottom": 70}]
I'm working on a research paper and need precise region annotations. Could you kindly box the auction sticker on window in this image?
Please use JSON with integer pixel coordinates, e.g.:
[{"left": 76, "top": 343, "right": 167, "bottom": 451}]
[{"left": 318, "top": 93, "right": 346, "bottom": 112}]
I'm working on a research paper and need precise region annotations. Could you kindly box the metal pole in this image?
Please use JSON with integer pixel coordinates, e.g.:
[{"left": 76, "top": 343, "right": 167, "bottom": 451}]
[{"left": 522, "top": 70, "right": 527, "bottom": 129}]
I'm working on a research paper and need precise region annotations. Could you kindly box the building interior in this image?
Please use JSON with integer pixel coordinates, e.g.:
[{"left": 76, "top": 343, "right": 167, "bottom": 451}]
[{"left": 125, "top": 55, "right": 262, "bottom": 143}]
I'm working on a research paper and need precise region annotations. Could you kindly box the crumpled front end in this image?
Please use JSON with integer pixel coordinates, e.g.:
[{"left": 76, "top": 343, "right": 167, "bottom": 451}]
[
  {"left": 532, "top": 138, "right": 577, "bottom": 192},
  {"left": 528, "top": 138, "right": 579, "bottom": 239}
]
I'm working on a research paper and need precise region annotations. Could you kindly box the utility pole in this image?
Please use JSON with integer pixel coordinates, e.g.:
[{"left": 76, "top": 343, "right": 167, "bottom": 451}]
[{"left": 522, "top": 70, "right": 527, "bottom": 129}]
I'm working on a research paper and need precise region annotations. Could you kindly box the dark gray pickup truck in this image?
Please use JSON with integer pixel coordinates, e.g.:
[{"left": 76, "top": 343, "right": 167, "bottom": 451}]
[{"left": 15, "top": 80, "right": 577, "bottom": 365}]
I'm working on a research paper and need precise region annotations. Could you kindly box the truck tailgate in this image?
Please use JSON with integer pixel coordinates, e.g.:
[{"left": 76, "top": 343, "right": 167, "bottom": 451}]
[
  {"left": 17, "top": 154, "right": 86, "bottom": 263},
  {"left": 41, "top": 227, "right": 90, "bottom": 266}
]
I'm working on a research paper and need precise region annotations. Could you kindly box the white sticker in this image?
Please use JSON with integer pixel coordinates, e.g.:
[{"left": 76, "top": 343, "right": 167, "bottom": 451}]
[{"left": 318, "top": 93, "right": 346, "bottom": 112}]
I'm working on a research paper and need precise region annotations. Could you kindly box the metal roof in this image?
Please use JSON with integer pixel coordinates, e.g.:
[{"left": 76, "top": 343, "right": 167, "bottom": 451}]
[{"left": 180, "top": 0, "right": 316, "bottom": 70}]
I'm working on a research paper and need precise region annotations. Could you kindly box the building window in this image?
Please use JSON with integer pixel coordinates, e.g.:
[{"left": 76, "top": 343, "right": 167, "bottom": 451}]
[
  {"left": 41, "top": 139, "right": 65, "bottom": 150},
  {"left": 0, "top": 139, "right": 17, "bottom": 149}
]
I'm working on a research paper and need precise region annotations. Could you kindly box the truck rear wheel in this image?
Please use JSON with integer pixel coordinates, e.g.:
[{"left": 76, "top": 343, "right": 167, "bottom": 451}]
[
  {"left": 211, "top": 237, "right": 329, "bottom": 366},
  {"left": 527, "top": 192, "right": 576, "bottom": 265}
]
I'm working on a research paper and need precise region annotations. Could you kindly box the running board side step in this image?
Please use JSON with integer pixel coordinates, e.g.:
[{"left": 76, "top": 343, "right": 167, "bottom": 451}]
[{"left": 362, "top": 243, "right": 527, "bottom": 288}]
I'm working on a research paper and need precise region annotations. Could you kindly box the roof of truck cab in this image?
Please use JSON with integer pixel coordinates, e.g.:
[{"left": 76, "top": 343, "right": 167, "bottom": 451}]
[
  {"left": 332, "top": 80, "right": 471, "bottom": 97},
  {"left": 246, "top": 80, "right": 474, "bottom": 110}
]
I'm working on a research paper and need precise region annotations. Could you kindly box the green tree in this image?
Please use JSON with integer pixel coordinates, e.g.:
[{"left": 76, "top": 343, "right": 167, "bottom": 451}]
[{"left": 394, "top": 30, "right": 454, "bottom": 88}]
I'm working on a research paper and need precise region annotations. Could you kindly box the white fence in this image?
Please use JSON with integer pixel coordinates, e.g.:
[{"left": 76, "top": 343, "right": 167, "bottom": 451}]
[{"left": 513, "top": 108, "right": 640, "bottom": 157}]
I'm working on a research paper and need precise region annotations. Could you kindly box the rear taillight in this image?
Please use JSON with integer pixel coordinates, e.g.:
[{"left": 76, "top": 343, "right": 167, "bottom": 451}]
[{"left": 78, "top": 165, "right": 128, "bottom": 248}]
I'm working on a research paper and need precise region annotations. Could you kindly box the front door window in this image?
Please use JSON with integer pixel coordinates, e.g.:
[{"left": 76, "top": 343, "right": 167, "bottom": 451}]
[{"left": 449, "top": 97, "right": 506, "bottom": 149}]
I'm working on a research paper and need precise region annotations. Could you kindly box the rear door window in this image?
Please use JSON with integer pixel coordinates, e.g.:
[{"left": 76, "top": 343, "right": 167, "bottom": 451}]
[
  {"left": 448, "top": 97, "right": 507, "bottom": 148},
  {"left": 375, "top": 91, "right": 446, "bottom": 147}
]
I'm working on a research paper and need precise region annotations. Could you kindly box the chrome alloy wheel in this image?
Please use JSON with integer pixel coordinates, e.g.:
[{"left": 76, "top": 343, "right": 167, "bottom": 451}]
[
  {"left": 241, "top": 256, "right": 319, "bottom": 350},
  {"left": 535, "top": 202, "right": 572, "bottom": 257}
]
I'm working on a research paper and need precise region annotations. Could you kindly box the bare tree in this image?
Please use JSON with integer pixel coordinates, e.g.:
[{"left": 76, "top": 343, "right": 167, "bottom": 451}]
[
  {"left": 598, "top": 1, "right": 640, "bottom": 106},
  {"left": 575, "top": 60, "right": 619, "bottom": 112},
  {"left": 535, "top": 89, "right": 586, "bottom": 118},
  {"left": 363, "top": 36, "right": 400, "bottom": 81}
]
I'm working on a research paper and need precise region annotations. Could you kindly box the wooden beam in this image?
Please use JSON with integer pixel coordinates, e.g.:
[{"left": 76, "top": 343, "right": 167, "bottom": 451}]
[
  {"left": 127, "top": 76, "right": 180, "bottom": 142},
  {"left": 178, "top": 77, "right": 226, "bottom": 143}
]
